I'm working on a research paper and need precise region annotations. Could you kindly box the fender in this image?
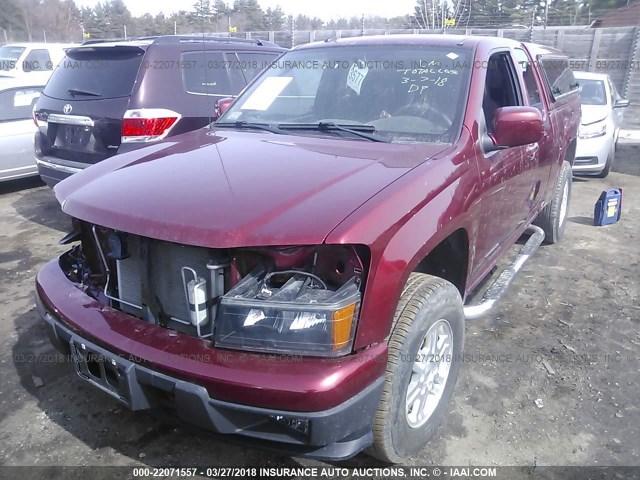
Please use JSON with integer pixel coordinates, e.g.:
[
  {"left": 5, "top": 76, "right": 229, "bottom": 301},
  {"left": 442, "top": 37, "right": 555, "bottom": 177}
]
[{"left": 326, "top": 129, "right": 479, "bottom": 350}]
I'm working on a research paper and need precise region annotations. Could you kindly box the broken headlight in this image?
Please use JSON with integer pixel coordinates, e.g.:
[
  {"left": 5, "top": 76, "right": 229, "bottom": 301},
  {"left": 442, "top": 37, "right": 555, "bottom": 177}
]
[{"left": 215, "top": 267, "right": 361, "bottom": 357}]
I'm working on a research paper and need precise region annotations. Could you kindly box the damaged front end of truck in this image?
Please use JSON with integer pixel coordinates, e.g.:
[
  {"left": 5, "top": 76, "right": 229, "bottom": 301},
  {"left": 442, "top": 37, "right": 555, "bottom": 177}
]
[
  {"left": 36, "top": 216, "right": 385, "bottom": 460},
  {"left": 59, "top": 219, "right": 369, "bottom": 356}
]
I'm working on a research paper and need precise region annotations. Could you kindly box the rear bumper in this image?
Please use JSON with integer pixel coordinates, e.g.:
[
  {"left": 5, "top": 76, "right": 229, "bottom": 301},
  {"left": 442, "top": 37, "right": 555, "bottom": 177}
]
[
  {"left": 36, "top": 157, "right": 85, "bottom": 187},
  {"left": 35, "top": 259, "right": 387, "bottom": 460}
]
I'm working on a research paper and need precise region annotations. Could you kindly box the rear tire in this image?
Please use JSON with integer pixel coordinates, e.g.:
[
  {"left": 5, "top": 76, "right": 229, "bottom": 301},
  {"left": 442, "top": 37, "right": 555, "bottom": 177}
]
[
  {"left": 534, "top": 161, "right": 572, "bottom": 244},
  {"left": 368, "top": 274, "right": 464, "bottom": 463}
]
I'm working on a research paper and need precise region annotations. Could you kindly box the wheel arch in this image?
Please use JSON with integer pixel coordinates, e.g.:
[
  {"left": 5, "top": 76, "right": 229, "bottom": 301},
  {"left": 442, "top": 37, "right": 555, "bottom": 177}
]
[
  {"left": 381, "top": 227, "right": 471, "bottom": 340},
  {"left": 411, "top": 228, "right": 469, "bottom": 297},
  {"left": 564, "top": 137, "right": 577, "bottom": 166}
]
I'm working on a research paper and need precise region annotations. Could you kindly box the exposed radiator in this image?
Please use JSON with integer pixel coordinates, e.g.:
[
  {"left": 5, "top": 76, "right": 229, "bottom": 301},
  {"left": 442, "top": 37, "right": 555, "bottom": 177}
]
[
  {"left": 114, "top": 235, "right": 226, "bottom": 337},
  {"left": 116, "top": 235, "right": 142, "bottom": 317}
]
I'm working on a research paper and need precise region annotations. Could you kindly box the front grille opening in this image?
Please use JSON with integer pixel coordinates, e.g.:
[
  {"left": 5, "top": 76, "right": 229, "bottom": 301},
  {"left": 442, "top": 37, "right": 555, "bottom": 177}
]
[
  {"left": 575, "top": 156, "right": 599, "bottom": 166},
  {"left": 104, "top": 363, "right": 120, "bottom": 388},
  {"left": 86, "top": 353, "right": 102, "bottom": 378},
  {"left": 154, "top": 389, "right": 175, "bottom": 408},
  {"left": 89, "top": 228, "right": 229, "bottom": 340}
]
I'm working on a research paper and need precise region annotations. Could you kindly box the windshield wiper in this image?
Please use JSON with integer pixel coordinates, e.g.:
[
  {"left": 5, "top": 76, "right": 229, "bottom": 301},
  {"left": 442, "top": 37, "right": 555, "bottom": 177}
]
[
  {"left": 214, "top": 120, "right": 287, "bottom": 135},
  {"left": 67, "top": 88, "right": 101, "bottom": 97},
  {"left": 278, "top": 122, "right": 388, "bottom": 143}
]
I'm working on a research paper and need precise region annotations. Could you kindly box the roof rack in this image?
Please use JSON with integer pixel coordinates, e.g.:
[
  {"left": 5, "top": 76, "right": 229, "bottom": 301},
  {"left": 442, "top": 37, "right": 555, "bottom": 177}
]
[
  {"left": 154, "top": 35, "right": 280, "bottom": 47},
  {"left": 81, "top": 36, "right": 159, "bottom": 45},
  {"left": 81, "top": 35, "right": 279, "bottom": 48}
]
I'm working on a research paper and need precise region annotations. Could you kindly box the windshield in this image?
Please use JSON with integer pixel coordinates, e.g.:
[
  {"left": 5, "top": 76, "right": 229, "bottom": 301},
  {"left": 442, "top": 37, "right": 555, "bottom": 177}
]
[
  {"left": 0, "top": 46, "right": 26, "bottom": 71},
  {"left": 219, "top": 45, "right": 472, "bottom": 144},
  {"left": 578, "top": 79, "right": 607, "bottom": 106}
]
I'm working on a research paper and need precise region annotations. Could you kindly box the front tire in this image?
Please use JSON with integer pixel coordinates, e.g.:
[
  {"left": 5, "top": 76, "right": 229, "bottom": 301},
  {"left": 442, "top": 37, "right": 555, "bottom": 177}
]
[
  {"left": 534, "top": 160, "right": 572, "bottom": 244},
  {"left": 368, "top": 274, "right": 465, "bottom": 463}
]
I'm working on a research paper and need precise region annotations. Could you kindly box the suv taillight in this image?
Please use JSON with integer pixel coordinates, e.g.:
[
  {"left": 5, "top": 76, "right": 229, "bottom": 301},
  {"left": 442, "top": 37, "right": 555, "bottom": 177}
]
[
  {"left": 121, "top": 108, "right": 181, "bottom": 143},
  {"left": 33, "top": 105, "right": 41, "bottom": 127}
]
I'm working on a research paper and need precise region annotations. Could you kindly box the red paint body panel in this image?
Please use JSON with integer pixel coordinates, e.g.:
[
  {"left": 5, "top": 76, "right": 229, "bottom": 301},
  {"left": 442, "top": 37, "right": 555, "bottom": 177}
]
[
  {"left": 36, "top": 260, "right": 387, "bottom": 412},
  {"left": 42, "top": 35, "right": 580, "bottom": 413},
  {"left": 55, "top": 129, "right": 446, "bottom": 248}
]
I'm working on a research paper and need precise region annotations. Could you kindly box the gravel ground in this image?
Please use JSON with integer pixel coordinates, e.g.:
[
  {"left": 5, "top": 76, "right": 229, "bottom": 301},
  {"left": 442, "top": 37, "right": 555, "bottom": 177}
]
[{"left": 0, "top": 146, "right": 638, "bottom": 476}]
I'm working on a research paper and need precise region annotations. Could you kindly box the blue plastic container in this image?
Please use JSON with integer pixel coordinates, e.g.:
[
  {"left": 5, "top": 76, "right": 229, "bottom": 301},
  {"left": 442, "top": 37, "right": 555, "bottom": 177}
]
[{"left": 594, "top": 188, "right": 622, "bottom": 226}]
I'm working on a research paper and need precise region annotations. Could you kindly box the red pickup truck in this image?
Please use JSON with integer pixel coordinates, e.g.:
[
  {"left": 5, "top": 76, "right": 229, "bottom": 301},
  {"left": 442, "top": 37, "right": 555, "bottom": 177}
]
[{"left": 36, "top": 35, "right": 580, "bottom": 462}]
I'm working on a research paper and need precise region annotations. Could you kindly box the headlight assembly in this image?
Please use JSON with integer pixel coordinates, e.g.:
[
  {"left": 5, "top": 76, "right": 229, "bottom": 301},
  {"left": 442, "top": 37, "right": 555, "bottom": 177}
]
[
  {"left": 579, "top": 121, "right": 607, "bottom": 139},
  {"left": 215, "top": 266, "right": 362, "bottom": 357}
]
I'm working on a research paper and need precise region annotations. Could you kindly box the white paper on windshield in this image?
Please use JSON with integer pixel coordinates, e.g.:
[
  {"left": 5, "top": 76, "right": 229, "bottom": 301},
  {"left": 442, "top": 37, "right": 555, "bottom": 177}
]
[
  {"left": 347, "top": 62, "right": 369, "bottom": 95},
  {"left": 240, "top": 76, "right": 292, "bottom": 111}
]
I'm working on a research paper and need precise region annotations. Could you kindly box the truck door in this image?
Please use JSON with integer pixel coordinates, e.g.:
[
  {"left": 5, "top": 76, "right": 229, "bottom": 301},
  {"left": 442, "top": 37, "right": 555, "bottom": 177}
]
[
  {"left": 473, "top": 50, "right": 535, "bottom": 275},
  {"left": 514, "top": 47, "right": 551, "bottom": 219}
]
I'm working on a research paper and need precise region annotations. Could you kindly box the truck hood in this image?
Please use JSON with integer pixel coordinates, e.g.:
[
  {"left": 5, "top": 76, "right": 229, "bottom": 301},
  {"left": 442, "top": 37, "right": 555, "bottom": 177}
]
[
  {"left": 55, "top": 128, "right": 447, "bottom": 248},
  {"left": 580, "top": 104, "right": 610, "bottom": 125}
]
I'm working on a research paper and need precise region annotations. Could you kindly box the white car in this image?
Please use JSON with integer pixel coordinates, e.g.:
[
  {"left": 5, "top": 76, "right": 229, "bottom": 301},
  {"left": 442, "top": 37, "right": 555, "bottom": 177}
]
[
  {"left": 0, "top": 78, "right": 45, "bottom": 182},
  {"left": 574, "top": 71, "right": 629, "bottom": 178},
  {"left": 0, "top": 43, "right": 76, "bottom": 84}
]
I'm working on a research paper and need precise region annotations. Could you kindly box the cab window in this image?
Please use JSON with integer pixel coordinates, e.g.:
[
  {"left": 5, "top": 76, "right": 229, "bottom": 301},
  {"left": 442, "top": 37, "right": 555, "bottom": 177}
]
[
  {"left": 514, "top": 48, "right": 543, "bottom": 111},
  {"left": 483, "top": 51, "right": 523, "bottom": 133},
  {"left": 539, "top": 56, "right": 579, "bottom": 100}
]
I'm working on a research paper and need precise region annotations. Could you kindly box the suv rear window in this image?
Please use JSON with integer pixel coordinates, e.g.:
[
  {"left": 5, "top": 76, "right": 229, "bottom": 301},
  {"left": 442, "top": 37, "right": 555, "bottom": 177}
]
[
  {"left": 44, "top": 46, "right": 145, "bottom": 100},
  {"left": 539, "top": 57, "right": 578, "bottom": 99}
]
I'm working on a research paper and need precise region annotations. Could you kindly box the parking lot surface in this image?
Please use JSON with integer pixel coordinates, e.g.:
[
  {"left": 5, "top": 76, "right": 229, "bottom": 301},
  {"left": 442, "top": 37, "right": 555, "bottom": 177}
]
[{"left": 0, "top": 146, "right": 638, "bottom": 473}]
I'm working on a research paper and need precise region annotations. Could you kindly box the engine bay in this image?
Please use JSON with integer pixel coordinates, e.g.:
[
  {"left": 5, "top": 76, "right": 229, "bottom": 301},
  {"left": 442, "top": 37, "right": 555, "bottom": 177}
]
[{"left": 60, "top": 221, "right": 368, "bottom": 356}]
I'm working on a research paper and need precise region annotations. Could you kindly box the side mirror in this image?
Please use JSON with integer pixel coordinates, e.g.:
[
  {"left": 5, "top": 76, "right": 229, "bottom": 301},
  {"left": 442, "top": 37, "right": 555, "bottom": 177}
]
[
  {"left": 614, "top": 99, "right": 630, "bottom": 109},
  {"left": 214, "top": 97, "right": 235, "bottom": 121},
  {"left": 489, "top": 106, "right": 543, "bottom": 151}
]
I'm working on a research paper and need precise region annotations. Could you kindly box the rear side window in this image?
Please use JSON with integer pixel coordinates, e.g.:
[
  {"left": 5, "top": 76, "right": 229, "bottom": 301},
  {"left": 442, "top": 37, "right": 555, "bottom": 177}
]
[
  {"left": 234, "top": 52, "right": 281, "bottom": 82},
  {"left": 181, "top": 51, "right": 245, "bottom": 96},
  {"left": 539, "top": 57, "right": 578, "bottom": 100},
  {"left": 44, "top": 46, "right": 144, "bottom": 100},
  {"left": 0, "top": 87, "right": 42, "bottom": 122},
  {"left": 24, "top": 49, "right": 52, "bottom": 71},
  {"left": 0, "top": 46, "right": 25, "bottom": 71}
]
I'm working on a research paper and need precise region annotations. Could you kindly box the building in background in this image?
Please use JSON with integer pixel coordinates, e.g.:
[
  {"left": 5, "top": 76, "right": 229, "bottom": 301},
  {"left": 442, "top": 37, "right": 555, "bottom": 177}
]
[{"left": 592, "top": 0, "right": 640, "bottom": 27}]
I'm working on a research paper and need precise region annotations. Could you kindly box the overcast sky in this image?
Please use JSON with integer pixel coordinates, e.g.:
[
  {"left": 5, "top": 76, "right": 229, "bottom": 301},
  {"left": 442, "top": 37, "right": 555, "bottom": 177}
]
[{"left": 75, "top": 0, "right": 417, "bottom": 20}]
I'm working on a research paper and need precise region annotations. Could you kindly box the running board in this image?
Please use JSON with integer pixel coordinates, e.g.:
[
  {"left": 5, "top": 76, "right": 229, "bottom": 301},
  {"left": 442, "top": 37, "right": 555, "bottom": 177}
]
[{"left": 463, "top": 224, "right": 545, "bottom": 320}]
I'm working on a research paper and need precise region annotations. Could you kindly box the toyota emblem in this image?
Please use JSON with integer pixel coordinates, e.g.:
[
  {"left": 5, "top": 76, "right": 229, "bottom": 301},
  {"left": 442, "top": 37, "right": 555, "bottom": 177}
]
[{"left": 63, "top": 104, "right": 73, "bottom": 114}]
